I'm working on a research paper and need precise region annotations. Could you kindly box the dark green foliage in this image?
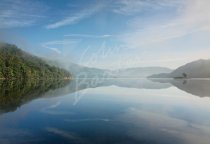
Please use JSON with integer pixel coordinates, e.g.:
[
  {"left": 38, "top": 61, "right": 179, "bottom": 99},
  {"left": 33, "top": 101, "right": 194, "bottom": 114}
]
[
  {"left": 0, "top": 79, "right": 70, "bottom": 113},
  {"left": 0, "top": 43, "right": 71, "bottom": 80}
]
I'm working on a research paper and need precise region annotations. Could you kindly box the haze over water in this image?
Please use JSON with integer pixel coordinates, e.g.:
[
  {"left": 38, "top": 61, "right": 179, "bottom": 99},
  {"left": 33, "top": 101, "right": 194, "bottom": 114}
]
[
  {"left": 0, "top": 78, "right": 210, "bottom": 144},
  {"left": 1, "top": 0, "right": 210, "bottom": 143}
]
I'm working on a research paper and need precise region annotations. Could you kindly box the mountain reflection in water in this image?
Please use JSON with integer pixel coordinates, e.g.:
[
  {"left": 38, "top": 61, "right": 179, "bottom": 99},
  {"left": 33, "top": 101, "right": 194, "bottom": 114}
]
[
  {"left": 0, "top": 79, "right": 70, "bottom": 113},
  {"left": 0, "top": 78, "right": 210, "bottom": 144},
  {"left": 149, "top": 78, "right": 210, "bottom": 97},
  {"left": 1, "top": 78, "right": 210, "bottom": 114}
]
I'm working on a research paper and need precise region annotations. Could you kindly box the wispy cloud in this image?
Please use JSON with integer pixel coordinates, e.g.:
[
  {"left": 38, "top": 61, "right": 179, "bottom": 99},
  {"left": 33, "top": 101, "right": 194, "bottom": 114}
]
[
  {"left": 46, "top": 127, "right": 77, "bottom": 140},
  {"left": 64, "top": 34, "right": 112, "bottom": 38},
  {"left": 41, "top": 39, "right": 79, "bottom": 54},
  {"left": 46, "top": 101, "right": 61, "bottom": 109},
  {"left": 118, "top": 0, "right": 210, "bottom": 48},
  {"left": 46, "top": 3, "right": 105, "bottom": 29},
  {"left": 41, "top": 101, "right": 74, "bottom": 115},
  {"left": 113, "top": 0, "right": 182, "bottom": 15},
  {"left": 64, "top": 118, "right": 111, "bottom": 122},
  {"left": 46, "top": 127, "right": 84, "bottom": 143},
  {"left": 0, "top": 0, "right": 46, "bottom": 28},
  {"left": 107, "top": 0, "right": 210, "bottom": 68}
]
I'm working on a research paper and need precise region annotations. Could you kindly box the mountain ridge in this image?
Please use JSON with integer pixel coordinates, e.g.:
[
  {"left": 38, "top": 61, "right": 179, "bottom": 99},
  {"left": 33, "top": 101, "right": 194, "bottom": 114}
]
[
  {"left": 0, "top": 43, "right": 71, "bottom": 80},
  {"left": 148, "top": 59, "right": 210, "bottom": 78}
]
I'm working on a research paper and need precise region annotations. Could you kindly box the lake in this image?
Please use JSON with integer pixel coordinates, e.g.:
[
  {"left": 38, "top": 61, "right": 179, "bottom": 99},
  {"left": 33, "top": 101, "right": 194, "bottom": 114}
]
[{"left": 0, "top": 78, "right": 210, "bottom": 144}]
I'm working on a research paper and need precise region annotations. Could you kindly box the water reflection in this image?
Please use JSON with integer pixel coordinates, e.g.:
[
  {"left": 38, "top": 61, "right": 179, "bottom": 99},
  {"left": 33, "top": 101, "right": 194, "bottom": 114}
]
[
  {"left": 66, "top": 78, "right": 210, "bottom": 99},
  {"left": 149, "top": 79, "right": 210, "bottom": 97},
  {"left": 0, "top": 79, "right": 70, "bottom": 113},
  {"left": 1, "top": 78, "right": 210, "bottom": 114},
  {"left": 117, "top": 107, "right": 210, "bottom": 144},
  {"left": 0, "top": 78, "right": 210, "bottom": 144}
]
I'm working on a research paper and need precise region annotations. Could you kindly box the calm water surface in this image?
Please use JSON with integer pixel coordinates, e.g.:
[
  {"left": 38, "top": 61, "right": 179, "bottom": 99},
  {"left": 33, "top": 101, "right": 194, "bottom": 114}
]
[{"left": 0, "top": 79, "right": 210, "bottom": 144}]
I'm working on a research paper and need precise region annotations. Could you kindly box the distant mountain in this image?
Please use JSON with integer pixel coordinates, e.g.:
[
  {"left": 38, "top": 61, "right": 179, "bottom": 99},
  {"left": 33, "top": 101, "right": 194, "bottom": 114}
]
[
  {"left": 67, "top": 63, "right": 111, "bottom": 78},
  {"left": 148, "top": 73, "right": 170, "bottom": 78},
  {"left": 46, "top": 61, "right": 111, "bottom": 78},
  {"left": 114, "top": 67, "right": 172, "bottom": 78},
  {"left": 148, "top": 59, "right": 210, "bottom": 78},
  {"left": 170, "top": 59, "right": 210, "bottom": 78},
  {"left": 45, "top": 54, "right": 172, "bottom": 79},
  {"left": 60, "top": 64, "right": 172, "bottom": 78},
  {"left": 0, "top": 43, "right": 71, "bottom": 79}
]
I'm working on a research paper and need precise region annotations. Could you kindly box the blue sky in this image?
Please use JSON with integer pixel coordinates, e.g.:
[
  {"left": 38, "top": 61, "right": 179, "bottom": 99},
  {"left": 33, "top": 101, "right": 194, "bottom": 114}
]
[{"left": 1, "top": 0, "right": 210, "bottom": 69}]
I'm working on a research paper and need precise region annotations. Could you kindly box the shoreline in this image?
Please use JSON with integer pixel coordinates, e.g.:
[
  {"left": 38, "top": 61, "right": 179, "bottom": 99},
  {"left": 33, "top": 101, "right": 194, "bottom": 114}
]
[{"left": 0, "top": 77, "right": 72, "bottom": 80}]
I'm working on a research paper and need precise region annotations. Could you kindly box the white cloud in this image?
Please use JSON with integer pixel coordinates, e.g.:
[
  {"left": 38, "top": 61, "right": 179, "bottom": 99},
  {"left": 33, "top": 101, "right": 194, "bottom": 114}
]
[
  {"left": 42, "top": 41, "right": 62, "bottom": 54},
  {"left": 118, "top": 107, "right": 210, "bottom": 144},
  {"left": 105, "top": 0, "right": 210, "bottom": 68},
  {"left": 0, "top": 0, "right": 46, "bottom": 28},
  {"left": 64, "top": 118, "right": 110, "bottom": 122},
  {"left": 64, "top": 34, "right": 112, "bottom": 38},
  {"left": 113, "top": 0, "right": 182, "bottom": 15},
  {"left": 46, "top": 101, "right": 61, "bottom": 109},
  {"left": 119, "top": 0, "right": 210, "bottom": 48},
  {"left": 45, "top": 127, "right": 83, "bottom": 142},
  {"left": 41, "top": 39, "right": 79, "bottom": 54},
  {"left": 46, "top": 3, "right": 105, "bottom": 29}
]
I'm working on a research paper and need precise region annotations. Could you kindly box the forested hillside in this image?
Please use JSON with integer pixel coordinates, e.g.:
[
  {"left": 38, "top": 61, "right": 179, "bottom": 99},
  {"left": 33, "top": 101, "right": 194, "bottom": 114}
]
[{"left": 0, "top": 43, "right": 71, "bottom": 80}]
